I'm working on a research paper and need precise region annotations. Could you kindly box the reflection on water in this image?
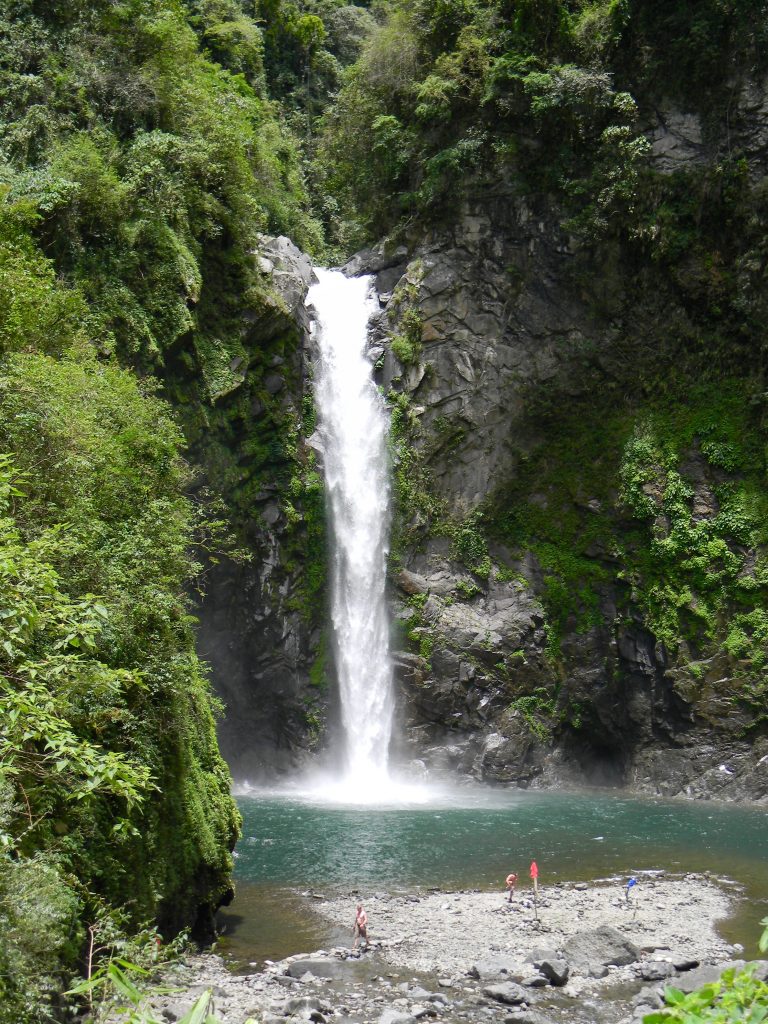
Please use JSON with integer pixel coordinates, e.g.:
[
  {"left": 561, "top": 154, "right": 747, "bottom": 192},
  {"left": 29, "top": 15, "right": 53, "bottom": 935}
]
[{"left": 218, "top": 787, "right": 768, "bottom": 966}]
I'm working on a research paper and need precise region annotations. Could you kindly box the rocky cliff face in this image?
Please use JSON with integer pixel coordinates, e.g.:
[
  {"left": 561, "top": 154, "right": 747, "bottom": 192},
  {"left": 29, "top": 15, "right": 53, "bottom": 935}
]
[
  {"left": 347, "top": 91, "right": 768, "bottom": 803},
  {"left": 180, "top": 236, "right": 327, "bottom": 780},
  {"left": 196, "top": 87, "right": 768, "bottom": 803}
]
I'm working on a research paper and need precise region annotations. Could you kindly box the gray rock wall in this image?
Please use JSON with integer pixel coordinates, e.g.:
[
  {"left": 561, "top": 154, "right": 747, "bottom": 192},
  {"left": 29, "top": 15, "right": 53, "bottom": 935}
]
[{"left": 350, "top": 122, "right": 768, "bottom": 801}]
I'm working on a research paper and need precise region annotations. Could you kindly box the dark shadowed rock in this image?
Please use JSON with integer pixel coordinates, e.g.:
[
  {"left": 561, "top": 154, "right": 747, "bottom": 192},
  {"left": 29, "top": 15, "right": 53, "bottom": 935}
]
[
  {"left": 673, "top": 958, "right": 700, "bottom": 972},
  {"left": 536, "top": 958, "right": 569, "bottom": 986}
]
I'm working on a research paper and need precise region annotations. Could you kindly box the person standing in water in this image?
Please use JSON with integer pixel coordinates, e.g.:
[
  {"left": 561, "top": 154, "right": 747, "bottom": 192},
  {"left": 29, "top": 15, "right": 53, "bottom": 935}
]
[{"left": 353, "top": 903, "right": 368, "bottom": 949}]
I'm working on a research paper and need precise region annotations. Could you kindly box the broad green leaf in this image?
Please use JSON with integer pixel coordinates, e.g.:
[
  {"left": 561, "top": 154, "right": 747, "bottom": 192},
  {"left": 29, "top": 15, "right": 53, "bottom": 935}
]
[
  {"left": 664, "top": 987, "right": 687, "bottom": 1006},
  {"left": 177, "top": 991, "right": 214, "bottom": 1024}
]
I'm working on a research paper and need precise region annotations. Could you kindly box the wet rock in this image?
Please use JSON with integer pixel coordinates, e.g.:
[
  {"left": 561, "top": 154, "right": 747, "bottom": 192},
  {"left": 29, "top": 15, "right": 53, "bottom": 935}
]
[
  {"left": 564, "top": 925, "right": 640, "bottom": 972},
  {"left": 257, "top": 234, "right": 315, "bottom": 318},
  {"left": 286, "top": 959, "right": 342, "bottom": 980},
  {"left": 521, "top": 974, "right": 548, "bottom": 987},
  {"left": 342, "top": 244, "right": 409, "bottom": 278},
  {"left": 482, "top": 982, "right": 527, "bottom": 1005}
]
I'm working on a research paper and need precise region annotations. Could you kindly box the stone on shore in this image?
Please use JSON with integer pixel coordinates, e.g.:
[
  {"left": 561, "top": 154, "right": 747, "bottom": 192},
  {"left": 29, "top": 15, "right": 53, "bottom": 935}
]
[
  {"left": 564, "top": 925, "right": 640, "bottom": 971},
  {"left": 482, "top": 981, "right": 527, "bottom": 1004},
  {"left": 536, "top": 958, "right": 570, "bottom": 986},
  {"left": 674, "top": 961, "right": 746, "bottom": 993},
  {"left": 638, "top": 961, "right": 676, "bottom": 981},
  {"left": 379, "top": 1010, "right": 416, "bottom": 1024}
]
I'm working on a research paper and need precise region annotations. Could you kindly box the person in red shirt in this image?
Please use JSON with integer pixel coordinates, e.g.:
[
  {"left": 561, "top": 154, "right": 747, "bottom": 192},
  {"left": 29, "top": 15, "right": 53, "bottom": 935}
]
[
  {"left": 353, "top": 903, "right": 368, "bottom": 949},
  {"left": 505, "top": 872, "right": 518, "bottom": 903}
]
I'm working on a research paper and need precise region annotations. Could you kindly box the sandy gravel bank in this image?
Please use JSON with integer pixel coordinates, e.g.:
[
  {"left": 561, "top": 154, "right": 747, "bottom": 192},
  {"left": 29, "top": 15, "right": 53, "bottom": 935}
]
[
  {"left": 134, "top": 874, "right": 763, "bottom": 1024},
  {"left": 310, "top": 873, "right": 736, "bottom": 979}
]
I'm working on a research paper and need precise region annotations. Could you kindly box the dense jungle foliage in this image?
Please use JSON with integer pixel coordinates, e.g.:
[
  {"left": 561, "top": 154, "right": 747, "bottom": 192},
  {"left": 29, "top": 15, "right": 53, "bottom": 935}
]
[
  {"left": 318, "top": 0, "right": 768, "bottom": 248},
  {"left": 2, "top": 0, "right": 768, "bottom": 1019},
  {"left": 0, "top": 0, "right": 332, "bottom": 1018}
]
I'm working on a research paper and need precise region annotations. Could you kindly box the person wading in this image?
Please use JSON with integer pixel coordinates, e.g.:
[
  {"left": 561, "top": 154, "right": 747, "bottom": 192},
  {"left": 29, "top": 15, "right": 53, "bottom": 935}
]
[{"left": 353, "top": 903, "right": 368, "bottom": 949}]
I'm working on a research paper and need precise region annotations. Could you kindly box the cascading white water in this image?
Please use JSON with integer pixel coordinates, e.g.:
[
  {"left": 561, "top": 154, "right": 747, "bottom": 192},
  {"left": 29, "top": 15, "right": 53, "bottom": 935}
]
[{"left": 307, "top": 268, "right": 394, "bottom": 790}]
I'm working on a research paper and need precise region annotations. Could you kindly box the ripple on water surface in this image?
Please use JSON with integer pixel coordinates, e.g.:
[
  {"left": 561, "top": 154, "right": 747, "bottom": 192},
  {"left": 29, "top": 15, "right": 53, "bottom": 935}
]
[{"left": 219, "top": 785, "right": 768, "bottom": 966}]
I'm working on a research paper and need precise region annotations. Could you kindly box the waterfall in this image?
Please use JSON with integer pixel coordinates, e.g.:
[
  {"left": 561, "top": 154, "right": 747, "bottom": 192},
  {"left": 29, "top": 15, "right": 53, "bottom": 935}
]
[{"left": 307, "top": 269, "right": 394, "bottom": 789}]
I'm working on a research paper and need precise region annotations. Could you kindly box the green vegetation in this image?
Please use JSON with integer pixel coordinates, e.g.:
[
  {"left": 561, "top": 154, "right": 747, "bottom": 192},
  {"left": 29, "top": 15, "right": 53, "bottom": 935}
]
[
  {"left": 480, "top": 379, "right": 768, "bottom": 706},
  {"left": 316, "top": 0, "right": 768, "bottom": 252},
  {"left": 643, "top": 919, "right": 768, "bottom": 1024},
  {"left": 4, "top": 0, "right": 768, "bottom": 1017},
  {"left": 0, "top": 354, "right": 239, "bottom": 1021}
]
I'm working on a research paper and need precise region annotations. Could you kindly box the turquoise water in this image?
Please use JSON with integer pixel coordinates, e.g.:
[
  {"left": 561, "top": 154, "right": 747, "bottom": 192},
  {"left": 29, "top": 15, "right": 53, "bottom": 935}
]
[{"left": 218, "top": 787, "right": 768, "bottom": 965}]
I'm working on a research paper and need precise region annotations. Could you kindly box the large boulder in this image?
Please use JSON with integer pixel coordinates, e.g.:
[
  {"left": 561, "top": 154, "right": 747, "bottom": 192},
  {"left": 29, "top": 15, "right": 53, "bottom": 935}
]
[
  {"left": 536, "top": 958, "right": 570, "bottom": 986},
  {"left": 482, "top": 981, "right": 527, "bottom": 1005},
  {"left": 564, "top": 925, "right": 640, "bottom": 973},
  {"left": 674, "top": 961, "right": 746, "bottom": 993}
]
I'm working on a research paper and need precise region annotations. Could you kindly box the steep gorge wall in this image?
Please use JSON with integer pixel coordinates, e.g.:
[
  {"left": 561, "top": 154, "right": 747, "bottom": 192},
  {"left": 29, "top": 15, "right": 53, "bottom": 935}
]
[
  {"left": 174, "top": 236, "right": 329, "bottom": 781},
  {"left": 189, "top": 76, "right": 768, "bottom": 803},
  {"left": 353, "top": 87, "right": 768, "bottom": 802}
]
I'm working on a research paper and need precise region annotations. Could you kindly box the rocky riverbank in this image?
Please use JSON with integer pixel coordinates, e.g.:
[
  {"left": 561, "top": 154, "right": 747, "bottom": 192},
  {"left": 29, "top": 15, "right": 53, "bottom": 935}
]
[{"left": 139, "top": 874, "right": 767, "bottom": 1024}]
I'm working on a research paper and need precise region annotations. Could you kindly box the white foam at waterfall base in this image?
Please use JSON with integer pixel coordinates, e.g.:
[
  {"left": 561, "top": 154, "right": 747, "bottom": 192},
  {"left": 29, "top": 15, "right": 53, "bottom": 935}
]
[
  {"left": 306, "top": 268, "right": 396, "bottom": 801},
  {"left": 232, "top": 772, "right": 452, "bottom": 808}
]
